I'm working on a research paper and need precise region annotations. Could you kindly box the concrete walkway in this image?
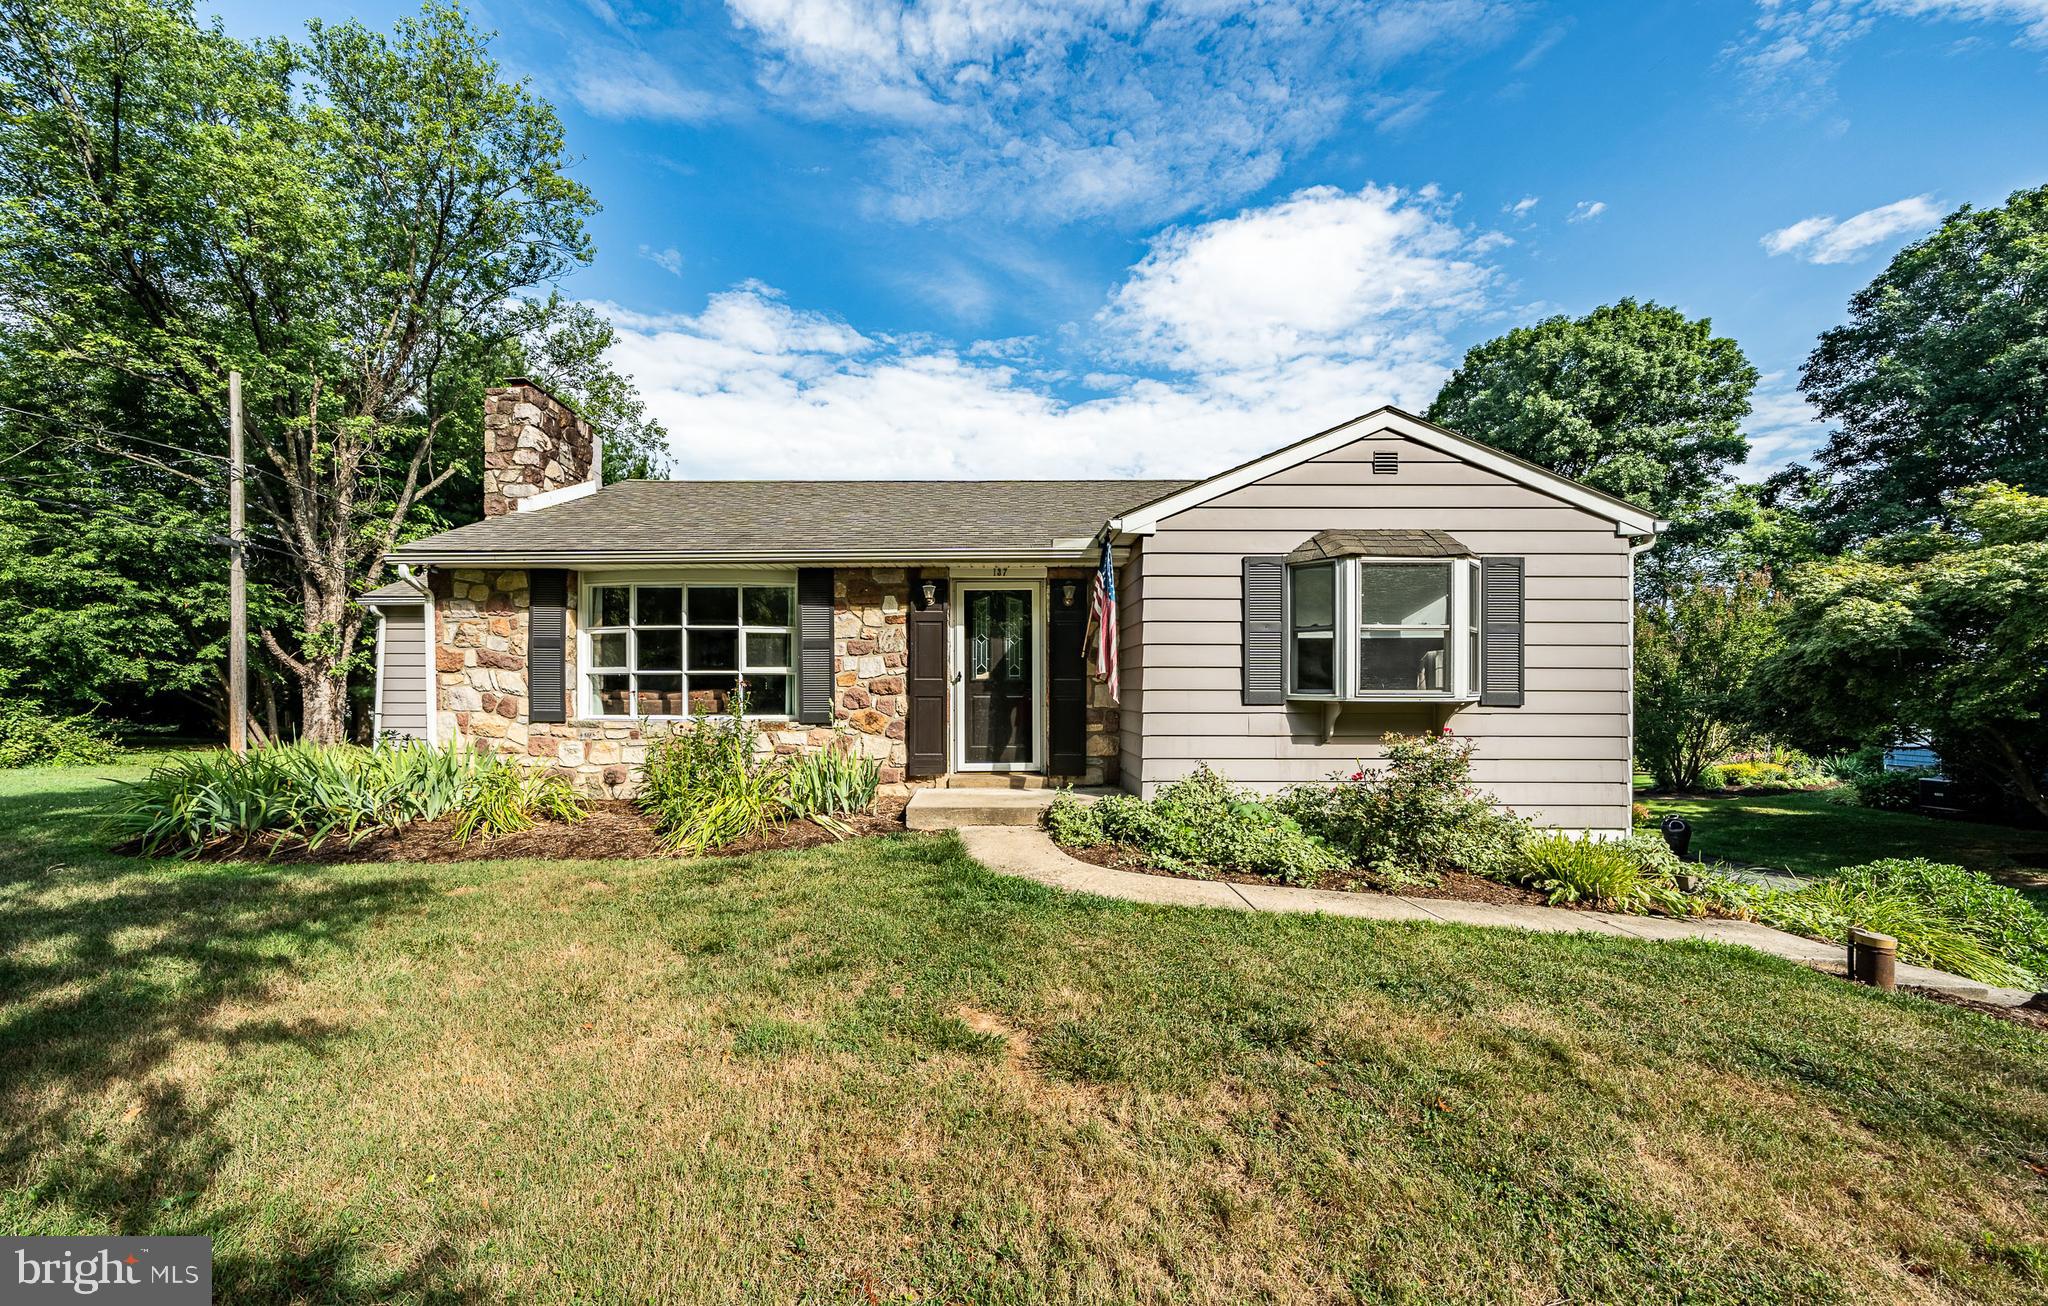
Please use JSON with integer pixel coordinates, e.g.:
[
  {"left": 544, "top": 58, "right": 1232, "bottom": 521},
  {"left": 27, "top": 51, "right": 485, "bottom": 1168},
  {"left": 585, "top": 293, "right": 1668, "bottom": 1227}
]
[{"left": 957, "top": 826, "right": 2040, "bottom": 1008}]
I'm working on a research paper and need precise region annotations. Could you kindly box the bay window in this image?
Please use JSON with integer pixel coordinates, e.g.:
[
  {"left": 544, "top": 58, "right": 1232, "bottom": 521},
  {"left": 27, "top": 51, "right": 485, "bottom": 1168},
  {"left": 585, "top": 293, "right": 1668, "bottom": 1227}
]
[
  {"left": 1287, "top": 555, "right": 1482, "bottom": 701},
  {"left": 583, "top": 579, "right": 797, "bottom": 717}
]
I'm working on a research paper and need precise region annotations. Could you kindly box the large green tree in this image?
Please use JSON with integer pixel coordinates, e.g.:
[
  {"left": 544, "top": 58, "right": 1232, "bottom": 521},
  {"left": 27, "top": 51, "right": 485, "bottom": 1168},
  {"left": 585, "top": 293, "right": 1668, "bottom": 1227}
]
[
  {"left": 1763, "top": 483, "right": 2048, "bottom": 819},
  {"left": 1802, "top": 185, "right": 2048, "bottom": 544},
  {"left": 1426, "top": 299, "right": 1757, "bottom": 520},
  {"left": 0, "top": 0, "right": 663, "bottom": 741}
]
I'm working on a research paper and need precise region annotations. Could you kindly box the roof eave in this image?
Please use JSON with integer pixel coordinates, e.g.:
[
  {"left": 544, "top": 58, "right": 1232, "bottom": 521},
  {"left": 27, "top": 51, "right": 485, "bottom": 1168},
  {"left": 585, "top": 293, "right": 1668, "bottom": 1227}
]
[{"left": 385, "top": 544, "right": 1115, "bottom": 567}]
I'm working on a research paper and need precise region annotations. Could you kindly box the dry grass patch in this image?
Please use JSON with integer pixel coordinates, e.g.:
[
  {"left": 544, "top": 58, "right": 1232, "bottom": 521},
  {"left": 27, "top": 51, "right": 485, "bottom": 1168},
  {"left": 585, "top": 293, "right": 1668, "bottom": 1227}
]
[{"left": 3, "top": 761, "right": 2047, "bottom": 1302}]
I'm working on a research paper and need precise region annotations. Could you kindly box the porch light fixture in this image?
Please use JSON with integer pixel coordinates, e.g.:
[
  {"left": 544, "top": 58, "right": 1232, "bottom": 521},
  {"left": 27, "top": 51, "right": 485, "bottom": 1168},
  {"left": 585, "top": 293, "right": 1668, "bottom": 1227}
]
[
  {"left": 920, "top": 581, "right": 937, "bottom": 607},
  {"left": 1060, "top": 580, "right": 1077, "bottom": 607}
]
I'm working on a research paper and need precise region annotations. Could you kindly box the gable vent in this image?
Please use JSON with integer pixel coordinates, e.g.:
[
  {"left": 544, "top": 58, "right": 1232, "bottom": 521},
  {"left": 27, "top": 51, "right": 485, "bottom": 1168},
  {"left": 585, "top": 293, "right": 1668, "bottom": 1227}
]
[{"left": 1371, "top": 449, "right": 1399, "bottom": 475}]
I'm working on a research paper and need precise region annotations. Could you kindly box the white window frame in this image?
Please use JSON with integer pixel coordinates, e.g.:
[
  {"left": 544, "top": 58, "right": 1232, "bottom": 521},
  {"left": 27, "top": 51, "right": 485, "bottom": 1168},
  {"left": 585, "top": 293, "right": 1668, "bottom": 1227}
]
[
  {"left": 1285, "top": 556, "right": 1482, "bottom": 702},
  {"left": 579, "top": 572, "right": 799, "bottom": 720}
]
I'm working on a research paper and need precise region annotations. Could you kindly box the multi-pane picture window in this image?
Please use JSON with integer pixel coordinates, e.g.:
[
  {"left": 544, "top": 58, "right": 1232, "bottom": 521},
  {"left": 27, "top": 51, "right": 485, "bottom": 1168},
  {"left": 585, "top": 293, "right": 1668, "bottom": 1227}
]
[{"left": 584, "top": 582, "right": 796, "bottom": 717}]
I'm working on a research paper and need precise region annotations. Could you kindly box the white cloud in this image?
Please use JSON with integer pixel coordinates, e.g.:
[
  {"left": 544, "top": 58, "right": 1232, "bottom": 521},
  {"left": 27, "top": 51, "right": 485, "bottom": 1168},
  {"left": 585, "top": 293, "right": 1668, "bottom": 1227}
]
[
  {"left": 1504, "top": 195, "right": 1540, "bottom": 217},
  {"left": 1099, "top": 185, "right": 1493, "bottom": 372},
  {"left": 640, "top": 246, "right": 686, "bottom": 276},
  {"left": 604, "top": 184, "right": 1506, "bottom": 478},
  {"left": 569, "top": 49, "right": 724, "bottom": 121},
  {"left": 1567, "top": 199, "right": 1606, "bottom": 223},
  {"left": 1738, "top": 373, "right": 1833, "bottom": 479},
  {"left": 715, "top": 0, "right": 1520, "bottom": 223},
  {"left": 1730, "top": 1, "right": 2048, "bottom": 111},
  {"left": 1761, "top": 193, "right": 1942, "bottom": 263}
]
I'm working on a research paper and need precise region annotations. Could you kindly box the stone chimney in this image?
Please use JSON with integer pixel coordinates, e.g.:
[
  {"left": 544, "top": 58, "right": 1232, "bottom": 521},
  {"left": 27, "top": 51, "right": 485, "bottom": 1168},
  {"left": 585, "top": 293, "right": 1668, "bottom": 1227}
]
[{"left": 482, "top": 378, "right": 600, "bottom": 517}]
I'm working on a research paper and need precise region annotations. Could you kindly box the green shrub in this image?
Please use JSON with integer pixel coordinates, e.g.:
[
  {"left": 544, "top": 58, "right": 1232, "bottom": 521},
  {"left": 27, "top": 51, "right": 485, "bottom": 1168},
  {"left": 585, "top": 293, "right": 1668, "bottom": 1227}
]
[
  {"left": 1849, "top": 766, "right": 1932, "bottom": 811},
  {"left": 640, "top": 693, "right": 790, "bottom": 854},
  {"left": 784, "top": 743, "right": 881, "bottom": 820},
  {"left": 116, "top": 740, "right": 547, "bottom": 856},
  {"left": 1838, "top": 858, "right": 2048, "bottom": 980},
  {"left": 0, "top": 701, "right": 119, "bottom": 768},
  {"left": 1277, "top": 730, "right": 1525, "bottom": 885},
  {"left": 1752, "top": 880, "right": 2032, "bottom": 989},
  {"left": 1726, "top": 858, "right": 2047, "bottom": 988},
  {"left": 1714, "top": 761, "right": 1792, "bottom": 789},
  {"left": 1044, "top": 789, "right": 1104, "bottom": 846},
  {"left": 451, "top": 751, "right": 589, "bottom": 843},
  {"left": 1516, "top": 832, "right": 1696, "bottom": 915},
  {"left": 1045, "top": 765, "right": 1339, "bottom": 885}
]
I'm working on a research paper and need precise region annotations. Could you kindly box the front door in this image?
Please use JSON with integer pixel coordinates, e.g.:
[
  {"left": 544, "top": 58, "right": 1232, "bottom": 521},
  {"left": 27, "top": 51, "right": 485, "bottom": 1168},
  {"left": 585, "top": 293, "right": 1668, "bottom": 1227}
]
[{"left": 961, "top": 586, "right": 1037, "bottom": 768}]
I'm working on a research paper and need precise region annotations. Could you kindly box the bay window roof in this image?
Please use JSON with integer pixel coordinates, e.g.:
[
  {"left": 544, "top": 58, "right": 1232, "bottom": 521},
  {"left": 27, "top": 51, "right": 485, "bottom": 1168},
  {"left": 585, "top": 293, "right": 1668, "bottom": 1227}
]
[{"left": 1285, "top": 528, "right": 1474, "bottom": 564}]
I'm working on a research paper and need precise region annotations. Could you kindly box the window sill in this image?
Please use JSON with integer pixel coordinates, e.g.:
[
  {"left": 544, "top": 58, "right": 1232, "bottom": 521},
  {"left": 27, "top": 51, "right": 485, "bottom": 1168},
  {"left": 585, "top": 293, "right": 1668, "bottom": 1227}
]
[
  {"left": 569, "top": 715, "right": 798, "bottom": 726},
  {"left": 1287, "top": 693, "right": 1480, "bottom": 705}
]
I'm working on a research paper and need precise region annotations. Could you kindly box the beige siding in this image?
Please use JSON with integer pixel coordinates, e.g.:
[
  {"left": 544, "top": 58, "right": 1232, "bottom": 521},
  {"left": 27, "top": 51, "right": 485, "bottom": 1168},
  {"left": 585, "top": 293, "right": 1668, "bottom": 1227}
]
[
  {"left": 1116, "top": 555, "right": 1144, "bottom": 789},
  {"left": 376, "top": 606, "right": 432, "bottom": 740},
  {"left": 1131, "top": 430, "right": 1635, "bottom": 830}
]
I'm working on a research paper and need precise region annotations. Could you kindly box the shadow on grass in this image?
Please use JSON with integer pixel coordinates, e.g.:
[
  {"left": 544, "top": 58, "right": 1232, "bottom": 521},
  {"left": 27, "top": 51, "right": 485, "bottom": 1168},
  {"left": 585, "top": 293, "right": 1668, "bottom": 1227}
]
[{"left": 0, "top": 777, "right": 483, "bottom": 1299}]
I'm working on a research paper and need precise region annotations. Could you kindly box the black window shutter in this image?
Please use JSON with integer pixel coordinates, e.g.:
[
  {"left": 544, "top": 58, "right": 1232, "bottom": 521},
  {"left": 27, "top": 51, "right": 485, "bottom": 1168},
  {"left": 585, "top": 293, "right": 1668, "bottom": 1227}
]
[
  {"left": 1479, "top": 556, "right": 1525, "bottom": 708},
  {"left": 528, "top": 569, "right": 568, "bottom": 724},
  {"left": 905, "top": 597, "right": 948, "bottom": 776},
  {"left": 1242, "top": 555, "right": 1286, "bottom": 706},
  {"left": 1048, "top": 587, "right": 1087, "bottom": 774},
  {"left": 797, "top": 568, "right": 834, "bottom": 725}
]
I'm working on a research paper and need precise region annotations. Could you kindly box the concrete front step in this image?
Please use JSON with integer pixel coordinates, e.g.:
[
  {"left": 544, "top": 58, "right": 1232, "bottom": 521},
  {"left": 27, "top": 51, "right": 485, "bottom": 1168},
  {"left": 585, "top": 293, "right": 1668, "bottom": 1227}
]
[{"left": 905, "top": 787, "right": 1106, "bottom": 830}]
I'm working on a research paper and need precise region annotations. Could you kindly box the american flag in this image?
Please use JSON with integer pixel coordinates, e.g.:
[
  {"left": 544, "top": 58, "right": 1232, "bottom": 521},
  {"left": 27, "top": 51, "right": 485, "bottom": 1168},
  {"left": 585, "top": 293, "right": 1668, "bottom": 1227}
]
[{"left": 1087, "top": 537, "right": 1118, "bottom": 703}]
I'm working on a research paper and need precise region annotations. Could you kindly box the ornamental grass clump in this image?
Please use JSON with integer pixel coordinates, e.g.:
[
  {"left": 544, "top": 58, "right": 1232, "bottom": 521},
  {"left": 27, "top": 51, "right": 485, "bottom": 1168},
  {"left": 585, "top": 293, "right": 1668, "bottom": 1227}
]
[
  {"left": 1277, "top": 730, "right": 1526, "bottom": 886},
  {"left": 1044, "top": 766, "right": 1340, "bottom": 885},
  {"left": 1517, "top": 832, "right": 1698, "bottom": 916},
  {"left": 451, "top": 751, "right": 589, "bottom": 843},
  {"left": 639, "top": 693, "right": 881, "bottom": 854},
  {"left": 117, "top": 740, "right": 581, "bottom": 856},
  {"left": 1736, "top": 858, "right": 2048, "bottom": 988}
]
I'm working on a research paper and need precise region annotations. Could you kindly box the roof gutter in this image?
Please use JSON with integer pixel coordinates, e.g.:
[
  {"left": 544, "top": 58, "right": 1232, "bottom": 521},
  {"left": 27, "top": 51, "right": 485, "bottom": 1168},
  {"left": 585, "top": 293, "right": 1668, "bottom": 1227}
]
[{"left": 385, "top": 545, "right": 1123, "bottom": 568}]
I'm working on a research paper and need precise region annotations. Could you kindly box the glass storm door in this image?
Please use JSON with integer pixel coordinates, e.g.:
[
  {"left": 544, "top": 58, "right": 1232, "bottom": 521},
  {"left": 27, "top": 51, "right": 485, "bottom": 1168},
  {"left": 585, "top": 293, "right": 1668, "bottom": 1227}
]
[{"left": 963, "top": 588, "right": 1035, "bottom": 766}]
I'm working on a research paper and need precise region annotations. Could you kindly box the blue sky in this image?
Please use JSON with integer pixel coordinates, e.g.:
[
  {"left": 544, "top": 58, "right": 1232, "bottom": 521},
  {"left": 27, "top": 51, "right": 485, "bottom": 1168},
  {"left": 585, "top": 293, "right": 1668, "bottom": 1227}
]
[{"left": 207, "top": 0, "right": 2048, "bottom": 482}]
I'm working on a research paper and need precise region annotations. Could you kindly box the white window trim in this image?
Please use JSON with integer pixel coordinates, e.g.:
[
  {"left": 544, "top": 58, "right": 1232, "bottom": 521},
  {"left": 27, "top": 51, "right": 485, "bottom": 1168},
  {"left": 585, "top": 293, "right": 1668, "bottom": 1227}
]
[
  {"left": 1285, "top": 556, "right": 1483, "bottom": 703},
  {"left": 578, "top": 571, "right": 799, "bottom": 721}
]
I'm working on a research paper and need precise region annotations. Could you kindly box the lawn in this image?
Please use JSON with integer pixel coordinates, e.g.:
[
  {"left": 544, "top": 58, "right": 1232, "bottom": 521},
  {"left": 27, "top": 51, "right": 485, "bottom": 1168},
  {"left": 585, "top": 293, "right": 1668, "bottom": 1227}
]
[
  {"left": 4, "top": 761, "right": 2047, "bottom": 1303},
  {"left": 1642, "top": 788, "right": 2048, "bottom": 896}
]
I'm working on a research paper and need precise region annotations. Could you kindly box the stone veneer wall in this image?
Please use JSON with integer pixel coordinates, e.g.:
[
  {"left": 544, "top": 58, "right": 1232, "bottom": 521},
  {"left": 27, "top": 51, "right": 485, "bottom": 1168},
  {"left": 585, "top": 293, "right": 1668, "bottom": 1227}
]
[
  {"left": 432, "top": 564, "right": 1119, "bottom": 794},
  {"left": 482, "top": 380, "right": 595, "bottom": 518}
]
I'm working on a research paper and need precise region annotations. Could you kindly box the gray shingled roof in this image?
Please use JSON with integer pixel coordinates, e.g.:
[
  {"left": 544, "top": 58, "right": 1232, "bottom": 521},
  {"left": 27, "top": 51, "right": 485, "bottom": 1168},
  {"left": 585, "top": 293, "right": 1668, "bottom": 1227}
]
[
  {"left": 1286, "top": 528, "right": 1474, "bottom": 563},
  {"left": 360, "top": 579, "right": 427, "bottom": 605},
  {"left": 390, "top": 478, "right": 1197, "bottom": 562}
]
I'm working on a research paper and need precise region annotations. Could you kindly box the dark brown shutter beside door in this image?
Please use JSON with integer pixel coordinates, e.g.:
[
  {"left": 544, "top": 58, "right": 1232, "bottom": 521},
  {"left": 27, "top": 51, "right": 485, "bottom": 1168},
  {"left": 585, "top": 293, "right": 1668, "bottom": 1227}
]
[
  {"left": 1479, "top": 556, "right": 1525, "bottom": 707},
  {"left": 528, "top": 569, "right": 569, "bottom": 724},
  {"left": 1242, "top": 555, "right": 1286, "bottom": 705},
  {"left": 1048, "top": 583, "right": 1087, "bottom": 775},
  {"left": 797, "top": 568, "right": 834, "bottom": 725},
  {"left": 905, "top": 596, "right": 948, "bottom": 776}
]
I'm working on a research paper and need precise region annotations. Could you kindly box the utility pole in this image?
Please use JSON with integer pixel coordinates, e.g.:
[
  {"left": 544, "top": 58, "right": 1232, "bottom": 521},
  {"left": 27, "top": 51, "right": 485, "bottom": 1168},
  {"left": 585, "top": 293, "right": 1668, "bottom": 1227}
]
[{"left": 228, "top": 370, "right": 248, "bottom": 754}]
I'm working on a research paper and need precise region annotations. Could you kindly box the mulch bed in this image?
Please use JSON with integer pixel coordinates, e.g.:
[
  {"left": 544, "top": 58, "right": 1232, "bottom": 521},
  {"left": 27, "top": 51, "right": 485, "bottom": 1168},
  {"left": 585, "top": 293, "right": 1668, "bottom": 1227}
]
[
  {"left": 1058, "top": 841, "right": 1552, "bottom": 907},
  {"left": 162, "top": 797, "right": 910, "bottom": 864}
]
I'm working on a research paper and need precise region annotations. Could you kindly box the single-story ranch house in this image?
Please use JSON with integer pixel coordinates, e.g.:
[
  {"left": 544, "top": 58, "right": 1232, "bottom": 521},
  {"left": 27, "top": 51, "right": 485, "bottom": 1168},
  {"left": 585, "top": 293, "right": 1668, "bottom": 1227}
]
[{"left": 368, "top": 380, "right": 1663, "bottom": 833}]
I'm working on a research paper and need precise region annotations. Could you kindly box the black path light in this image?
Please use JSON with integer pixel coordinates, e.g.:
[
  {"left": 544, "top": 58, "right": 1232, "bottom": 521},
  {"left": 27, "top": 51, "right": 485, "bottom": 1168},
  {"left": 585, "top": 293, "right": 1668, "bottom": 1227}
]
[{"left": 1660, "top": 814, "right": 1693, "bottom": 861}]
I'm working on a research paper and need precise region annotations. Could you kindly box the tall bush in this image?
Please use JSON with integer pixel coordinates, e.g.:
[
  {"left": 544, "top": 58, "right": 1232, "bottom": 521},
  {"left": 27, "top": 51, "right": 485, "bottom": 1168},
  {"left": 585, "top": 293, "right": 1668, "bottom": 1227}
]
[
  {"left": 0, "top": 700, "right": 118, "bottom": 768},
  {"left": 1278, "top": 730, "right": 1524, "bottom": 884},
  {"left": 1635, "top": 573, "right": 1785, "bottom": 789}
]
